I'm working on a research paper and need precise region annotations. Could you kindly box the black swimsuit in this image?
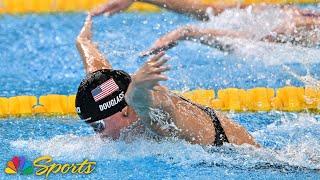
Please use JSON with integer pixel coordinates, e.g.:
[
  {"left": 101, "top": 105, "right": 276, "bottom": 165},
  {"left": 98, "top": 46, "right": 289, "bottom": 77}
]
[
  {"left": 93, "top": 95, "right": 229, "bottom": 146},
  {"left": 178, "top": 96, "right": 229, "bottom": 146}
]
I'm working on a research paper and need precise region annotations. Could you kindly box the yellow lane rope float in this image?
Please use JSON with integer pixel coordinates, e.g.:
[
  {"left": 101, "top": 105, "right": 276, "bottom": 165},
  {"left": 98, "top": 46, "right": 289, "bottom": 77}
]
[
  {"left": 0, "top": 0, "right": 319, "bottom": 14},
  {"left": 0, "top": 86, "right": 319, "bottom": 118}
]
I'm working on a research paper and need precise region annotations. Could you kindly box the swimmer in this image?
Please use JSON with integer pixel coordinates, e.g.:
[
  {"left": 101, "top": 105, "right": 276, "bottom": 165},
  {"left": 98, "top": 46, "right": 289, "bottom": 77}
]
[
  {"left": 75, "top": 14, "right": 260, "bottom": 147},
  {"left": 91, "top": 0, "right": 320, "bottom": 53}
]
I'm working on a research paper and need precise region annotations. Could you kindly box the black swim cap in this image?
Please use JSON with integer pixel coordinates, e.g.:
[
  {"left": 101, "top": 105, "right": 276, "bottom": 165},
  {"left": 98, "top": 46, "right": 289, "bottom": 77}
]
[{"left": 75, "top": 69, "right": 131, "bottom": 124}]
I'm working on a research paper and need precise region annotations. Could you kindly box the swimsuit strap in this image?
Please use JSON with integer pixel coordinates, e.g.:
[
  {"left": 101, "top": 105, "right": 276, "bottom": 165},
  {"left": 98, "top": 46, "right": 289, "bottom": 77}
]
[
  {"left": 202, "top": 107, "right": 229, "bottom": 146},
  {"left": 178, "top": 95, "right": 229, "bottom": 146}
]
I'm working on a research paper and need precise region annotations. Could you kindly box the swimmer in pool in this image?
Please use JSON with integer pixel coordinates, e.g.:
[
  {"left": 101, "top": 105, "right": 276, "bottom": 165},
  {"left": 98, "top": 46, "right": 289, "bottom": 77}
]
[
  {"left": 91, "top": 0, "right": 320, "bottom": 54},
  {"left": 75, "top": 14, "right": 260, "bottom": 147}
]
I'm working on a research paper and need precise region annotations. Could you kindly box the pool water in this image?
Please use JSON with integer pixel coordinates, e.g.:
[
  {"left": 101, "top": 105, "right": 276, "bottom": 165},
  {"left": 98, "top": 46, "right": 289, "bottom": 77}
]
[{"left": 0, "top": 9, "right": 320, "bottom": 179}]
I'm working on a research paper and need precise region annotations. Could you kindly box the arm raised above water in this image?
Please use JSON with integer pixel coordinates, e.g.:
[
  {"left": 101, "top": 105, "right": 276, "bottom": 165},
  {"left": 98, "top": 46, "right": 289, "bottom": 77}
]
[
  {"left": 141, "top": 25, "right": 248, "bottom": 56},
  {"left": 76, "top": 14, "right": 112, "bottom": 74}
]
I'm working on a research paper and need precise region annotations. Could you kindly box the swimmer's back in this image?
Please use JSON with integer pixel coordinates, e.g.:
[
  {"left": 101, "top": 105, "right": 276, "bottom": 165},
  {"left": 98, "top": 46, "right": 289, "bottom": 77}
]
[{"left": 147, "top": 87, "right": 259, "bottom": 147}]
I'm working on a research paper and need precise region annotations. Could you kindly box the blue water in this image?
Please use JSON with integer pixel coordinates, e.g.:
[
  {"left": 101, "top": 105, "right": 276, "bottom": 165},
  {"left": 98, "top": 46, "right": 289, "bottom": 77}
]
[{"left": 0, "top": 11, "right": 320, "bottom": 179}]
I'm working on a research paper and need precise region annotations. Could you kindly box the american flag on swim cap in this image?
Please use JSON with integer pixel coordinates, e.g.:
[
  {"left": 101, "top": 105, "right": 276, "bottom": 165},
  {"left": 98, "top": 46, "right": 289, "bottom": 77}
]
[{"left": 91, "top": 78, "right": 119, "bottom": 102}]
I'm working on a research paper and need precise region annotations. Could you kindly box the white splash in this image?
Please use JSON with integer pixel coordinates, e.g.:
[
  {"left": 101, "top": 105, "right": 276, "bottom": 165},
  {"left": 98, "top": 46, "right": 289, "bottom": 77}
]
[
  {"left": 252, "top": 113, "right": 320, "bottom": 170},
  {"left": 205, "top": 6, "right": 287, "bottom": 39},
  {"left": 283, "top": 65, "right": 320, "bottom": 88},
  {"left": 196, "top": 6, "right": 320, "bottom": 65},
  {"left": 10, "top": 113, "right": 320, "bottom": 171}
]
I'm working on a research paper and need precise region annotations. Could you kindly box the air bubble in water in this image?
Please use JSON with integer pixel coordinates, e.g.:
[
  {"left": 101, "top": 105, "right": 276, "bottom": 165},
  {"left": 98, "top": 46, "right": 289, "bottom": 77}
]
[{"left": 154, "top": 24, "right": 161, "bottom": 30}]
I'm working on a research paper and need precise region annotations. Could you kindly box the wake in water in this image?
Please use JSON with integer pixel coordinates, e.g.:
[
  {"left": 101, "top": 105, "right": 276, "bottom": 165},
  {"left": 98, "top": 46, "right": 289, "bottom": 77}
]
[
  {"left": 198, "top": 6, "right": 320, "bottom": 65},
  {"left": 283, "top": 64, "right": 320, "bottom": 88},
  {"left": 252, "top": 113, "right": 320, "bottom": 171},
  {"left": 211, "top": 37, "right": 320, "bottom": 65},
  {"left": 10, "top": 113, "right": 320, "bottom": 172}
]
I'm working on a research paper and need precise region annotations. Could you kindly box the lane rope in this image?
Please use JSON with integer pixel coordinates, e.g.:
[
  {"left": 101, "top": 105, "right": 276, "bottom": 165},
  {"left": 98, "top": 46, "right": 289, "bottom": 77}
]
[{"left": 0, "top": 86, "right": 319, "bottom": 118}]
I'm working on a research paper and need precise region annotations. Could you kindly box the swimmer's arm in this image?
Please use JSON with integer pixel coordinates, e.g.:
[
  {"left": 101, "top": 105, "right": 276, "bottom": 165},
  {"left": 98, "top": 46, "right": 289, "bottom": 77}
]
[
  {"left": 140, "top": 0, "right": 248, "bottom": 19},
  {"left": 181, "top": 26, "right": 248, "bottom": 39},
  {"left": 126, "top": 58, "right": 215, "bottom": 143},
  {"left": 76, "top": 15, "right": 112, "bottom": 74},
  {"left": 142, "top": 26, "right": 248, "bottom": 56},
  {"left": 91, "top": 0, "right": 248, "bottom": 20}
]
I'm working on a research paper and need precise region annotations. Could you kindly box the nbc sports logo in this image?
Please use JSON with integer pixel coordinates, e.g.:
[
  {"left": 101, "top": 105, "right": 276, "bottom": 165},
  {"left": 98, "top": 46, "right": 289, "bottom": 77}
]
[
  {"left": 4, "top": 156, "right": 33, "bottom": 175},
  {"left": 4, "top": 155, "right": 95, "bottom": 177}
]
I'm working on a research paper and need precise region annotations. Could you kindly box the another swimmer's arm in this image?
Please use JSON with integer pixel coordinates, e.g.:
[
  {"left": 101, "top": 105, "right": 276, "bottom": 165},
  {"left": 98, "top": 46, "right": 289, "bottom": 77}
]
[
  {"left": 140, "top": 0, "right": 249, "bottom": 19},
  {"left": 91, "top": 0, "right": 247, "bottom": 20},
  {"left": 76, "top": 14, "right": 112, "bottom": 74},
  {"left": 141, "top": 26, "right": 248, "bottom": 56}
]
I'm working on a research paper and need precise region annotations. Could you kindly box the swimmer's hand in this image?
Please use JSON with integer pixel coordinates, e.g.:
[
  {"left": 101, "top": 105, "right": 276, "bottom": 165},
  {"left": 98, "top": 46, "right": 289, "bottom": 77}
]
[
  {"left": 125, "top": 52, "right": 170, "bottom": 112},
  {"left": 90, "top": 0, "right": 134, "bottom": 16},
  {"left": 131, "top": 52, "right": 170, "bottom": 90},
  {"left": 140, "top": 27, "right": 187, "bottom": 57}
]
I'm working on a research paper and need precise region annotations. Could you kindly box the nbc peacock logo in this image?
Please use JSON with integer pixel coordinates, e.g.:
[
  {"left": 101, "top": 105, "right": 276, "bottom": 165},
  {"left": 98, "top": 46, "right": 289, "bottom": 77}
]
[{"left": 4, "top": 156, "right": 34, "bottom": 175}]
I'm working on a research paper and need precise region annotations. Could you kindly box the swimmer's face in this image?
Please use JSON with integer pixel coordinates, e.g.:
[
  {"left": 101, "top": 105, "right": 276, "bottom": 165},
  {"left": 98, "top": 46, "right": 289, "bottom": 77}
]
[{"left": 101, "top": 106, "right": 138, "bottom": 139}]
